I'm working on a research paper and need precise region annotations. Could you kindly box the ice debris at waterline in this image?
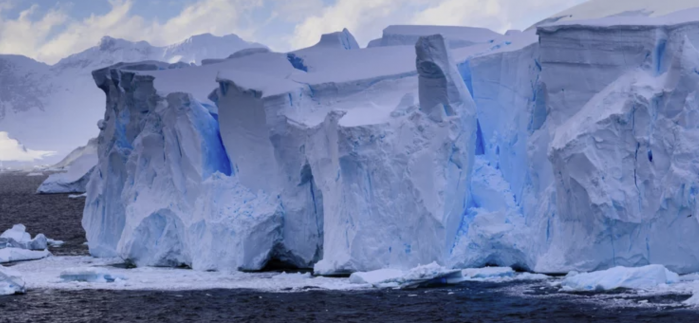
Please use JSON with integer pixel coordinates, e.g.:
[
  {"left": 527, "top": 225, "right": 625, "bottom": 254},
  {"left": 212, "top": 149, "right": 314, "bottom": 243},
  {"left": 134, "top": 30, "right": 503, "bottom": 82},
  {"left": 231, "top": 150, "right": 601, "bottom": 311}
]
[
  {"left": 349, "top": 264, "right": 550, "bottom": 288},
  {"left": 81, "top": 7, "right": 699, "bottom": 276},
  {"left": 0, "top": 266, "right": 25, "bottom": 295},
  {"left": 559, "top": 265, "right": 680, "bottom": 292},
  {"left": 349, "top": 263, "right": 463, "bottom": 288}
]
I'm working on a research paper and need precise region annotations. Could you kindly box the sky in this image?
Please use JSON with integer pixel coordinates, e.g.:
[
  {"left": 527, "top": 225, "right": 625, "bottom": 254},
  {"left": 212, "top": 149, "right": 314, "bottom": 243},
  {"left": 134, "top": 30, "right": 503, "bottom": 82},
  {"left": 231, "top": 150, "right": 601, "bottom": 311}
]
[{"left": 0, "top": 0, "right": 586, "bottom": 64}]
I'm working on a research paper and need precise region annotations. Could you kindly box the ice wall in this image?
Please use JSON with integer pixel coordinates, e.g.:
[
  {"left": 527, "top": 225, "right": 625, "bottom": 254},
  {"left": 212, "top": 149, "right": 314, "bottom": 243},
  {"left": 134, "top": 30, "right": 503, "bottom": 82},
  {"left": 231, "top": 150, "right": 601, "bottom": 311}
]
[
  {"left": 448, "top": 10, "right": 699, "bottom": 274},
  {"left": 541, "top": 16, "right": 699, "bottom": 273}
]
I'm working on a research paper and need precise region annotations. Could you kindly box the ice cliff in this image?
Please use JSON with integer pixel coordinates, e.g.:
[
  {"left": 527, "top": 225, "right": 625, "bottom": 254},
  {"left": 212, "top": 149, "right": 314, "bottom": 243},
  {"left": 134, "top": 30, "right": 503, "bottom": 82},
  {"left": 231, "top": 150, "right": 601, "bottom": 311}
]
[{"left": 82, "top": 9, "right": 699, "bottom": 275}]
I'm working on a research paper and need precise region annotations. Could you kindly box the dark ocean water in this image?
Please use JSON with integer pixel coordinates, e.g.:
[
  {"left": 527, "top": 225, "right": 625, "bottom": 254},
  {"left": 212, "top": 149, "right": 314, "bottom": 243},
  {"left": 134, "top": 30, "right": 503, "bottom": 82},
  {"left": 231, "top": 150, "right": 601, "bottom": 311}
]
[{"left": 0, "top": 172, "right": 697, "bottom": 323}]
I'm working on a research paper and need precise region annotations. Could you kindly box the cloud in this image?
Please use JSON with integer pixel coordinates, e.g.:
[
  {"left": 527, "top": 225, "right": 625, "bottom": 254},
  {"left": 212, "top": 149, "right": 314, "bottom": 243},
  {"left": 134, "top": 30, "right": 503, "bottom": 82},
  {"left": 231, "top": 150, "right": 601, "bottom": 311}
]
[
  {"left": 287, "top": 0, "right": 586, "bottom": 49},
  {"left": 0, "top": 131, "right": 55, "bottom": 162}
]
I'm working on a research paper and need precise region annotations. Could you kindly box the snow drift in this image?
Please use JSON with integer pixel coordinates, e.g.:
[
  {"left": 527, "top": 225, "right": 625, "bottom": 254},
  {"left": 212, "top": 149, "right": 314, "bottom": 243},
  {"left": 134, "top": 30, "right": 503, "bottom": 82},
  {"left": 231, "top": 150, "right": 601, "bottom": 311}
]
[{"left": 82, "top": 8, "right": 698, "bottom": 276}]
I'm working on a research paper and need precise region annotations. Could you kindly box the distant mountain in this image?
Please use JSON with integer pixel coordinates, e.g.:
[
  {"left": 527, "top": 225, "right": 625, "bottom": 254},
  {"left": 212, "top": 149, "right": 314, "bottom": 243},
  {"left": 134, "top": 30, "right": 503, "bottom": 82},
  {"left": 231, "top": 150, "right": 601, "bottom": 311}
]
[{"left": 0, "top": 33, "right": 265, "bottom": 165}]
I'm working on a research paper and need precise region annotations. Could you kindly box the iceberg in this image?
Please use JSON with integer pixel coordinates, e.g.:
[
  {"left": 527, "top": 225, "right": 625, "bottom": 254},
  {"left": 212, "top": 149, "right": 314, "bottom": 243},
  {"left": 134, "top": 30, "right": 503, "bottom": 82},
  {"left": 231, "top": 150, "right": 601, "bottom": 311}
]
[
  {"left": 37, "top": 139, "right": 97, "bottom": 194},
  {"left": 560, "top": 265, "right": 680, "bottom": 291},
  {"left": 80, "top": 5, "right": 698, "bottom": 278}
]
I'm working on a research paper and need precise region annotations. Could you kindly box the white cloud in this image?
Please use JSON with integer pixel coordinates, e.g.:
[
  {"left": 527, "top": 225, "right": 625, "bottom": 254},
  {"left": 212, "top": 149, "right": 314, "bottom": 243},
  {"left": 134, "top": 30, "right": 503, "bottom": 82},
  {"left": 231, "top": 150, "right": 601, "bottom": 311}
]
[
  {"left": 0, "top": 131, "right": 55, "bottom": 162},
  {"left": 0, "top": 0, "right": 587, "bottom": 63}
]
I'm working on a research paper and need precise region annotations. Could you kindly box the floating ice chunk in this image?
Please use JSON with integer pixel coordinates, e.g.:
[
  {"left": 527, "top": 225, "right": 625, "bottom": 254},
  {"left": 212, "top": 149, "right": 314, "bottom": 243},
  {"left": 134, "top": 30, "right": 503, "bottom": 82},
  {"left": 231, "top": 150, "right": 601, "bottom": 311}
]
[
  {"left": 560, "top": 265, "right": 680, "bottom": 291},
  {"left": 60, "top": 267, "right": 123, "bottom": 283},
  {"left": 47, "top": 239, "right": 65, "bottom": 247},
  {"left": 349, "top": 269, "right": 405, "bottom": 285},
  {"left": 0, "top": 248, "right": 50, "bottom": 263},
  {"left": 271, "top": 272, "right": 312, "bottom": 280},
  {"left": 1, "top": 224, "right": 31, "bottom": 243},
  {"left": 0, "top": 224, "right": 47, "bottom": 250},
  {"left": 349, "top": 262, "right": 462, "bottom": 288},
  {"left": 684, "top": 283, "right": 699, "bottom": 306},
  {"left": 0, "top": 266, "right": 25, "bottom": 295},
  {"left": 68, "top": 193, "right": 87, "bottom": 199}
]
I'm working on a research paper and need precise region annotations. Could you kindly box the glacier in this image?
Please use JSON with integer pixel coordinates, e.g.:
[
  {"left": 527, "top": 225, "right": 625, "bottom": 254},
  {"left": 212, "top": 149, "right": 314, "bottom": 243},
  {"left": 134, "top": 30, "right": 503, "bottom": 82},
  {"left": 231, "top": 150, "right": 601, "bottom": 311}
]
[{"left": 81, "top": 8, "right": 698, "bottom": 277}]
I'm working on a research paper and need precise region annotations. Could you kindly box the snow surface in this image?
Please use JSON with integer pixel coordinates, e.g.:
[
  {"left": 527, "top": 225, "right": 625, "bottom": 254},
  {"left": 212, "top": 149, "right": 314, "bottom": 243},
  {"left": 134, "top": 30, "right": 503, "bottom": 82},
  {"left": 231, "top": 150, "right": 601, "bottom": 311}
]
[
  {"left": 60, "top": 267, "right": 123, "bottom": 283},
  {"left": 368, "top": 25, "right": 501, "bottom": 49},
  {"left": 79, "top": 6, "right": 698, "bottom": 279},
  {"left": 530, "top": 0, "right": 698, "bottom": 29},
  {"left": 560, "top": 265, "right": 680, "bottom": 291}
]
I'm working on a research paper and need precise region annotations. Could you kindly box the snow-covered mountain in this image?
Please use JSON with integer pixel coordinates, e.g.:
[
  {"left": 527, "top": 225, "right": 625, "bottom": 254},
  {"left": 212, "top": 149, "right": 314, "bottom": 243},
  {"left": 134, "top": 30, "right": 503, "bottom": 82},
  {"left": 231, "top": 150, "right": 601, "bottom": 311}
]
[
  {"left": 81, "top": 3, "right": 698, "bottom": 277},
  {"left": 0, "top": 33, "right": 265, "bottom": 166}
]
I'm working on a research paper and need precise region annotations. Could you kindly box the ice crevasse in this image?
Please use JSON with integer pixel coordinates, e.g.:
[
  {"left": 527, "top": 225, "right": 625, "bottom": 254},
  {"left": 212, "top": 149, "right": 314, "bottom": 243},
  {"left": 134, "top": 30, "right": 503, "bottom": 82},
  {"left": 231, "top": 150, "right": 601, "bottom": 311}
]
[{"left": 82, "top": 9, "right": 698, "bottom": 276}]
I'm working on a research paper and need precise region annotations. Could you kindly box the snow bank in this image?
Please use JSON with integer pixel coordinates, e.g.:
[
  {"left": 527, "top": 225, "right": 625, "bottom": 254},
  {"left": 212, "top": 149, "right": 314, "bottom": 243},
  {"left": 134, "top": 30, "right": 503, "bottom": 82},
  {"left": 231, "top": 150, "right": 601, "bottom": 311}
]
[
  {"left": 0, "top": 266, "right": 25, "bottom": 295},
  {"left": 560, "top": 265, "right": 680, "bottom": 291}
]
